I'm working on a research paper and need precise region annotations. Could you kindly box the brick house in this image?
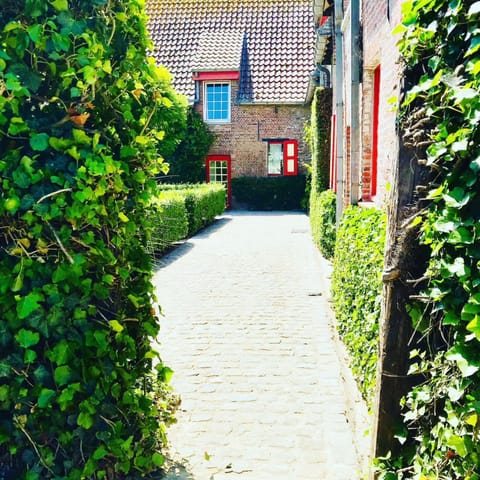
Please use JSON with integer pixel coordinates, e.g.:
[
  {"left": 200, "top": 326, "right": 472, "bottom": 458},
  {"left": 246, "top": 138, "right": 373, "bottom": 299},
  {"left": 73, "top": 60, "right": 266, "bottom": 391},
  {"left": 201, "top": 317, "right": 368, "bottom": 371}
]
[
  {"left": 321, "top": 0, "right": 403, "bottom": 216},
  {"left": 146, "top": 0, "right": 317, "bottom": 205}
]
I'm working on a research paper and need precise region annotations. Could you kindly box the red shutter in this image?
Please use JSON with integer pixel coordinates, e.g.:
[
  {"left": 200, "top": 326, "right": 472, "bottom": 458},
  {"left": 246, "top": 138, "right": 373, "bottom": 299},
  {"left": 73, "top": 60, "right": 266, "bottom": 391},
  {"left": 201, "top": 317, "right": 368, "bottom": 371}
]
[{"left": 283, "top": 140, "right": 298, "bottom": 176}]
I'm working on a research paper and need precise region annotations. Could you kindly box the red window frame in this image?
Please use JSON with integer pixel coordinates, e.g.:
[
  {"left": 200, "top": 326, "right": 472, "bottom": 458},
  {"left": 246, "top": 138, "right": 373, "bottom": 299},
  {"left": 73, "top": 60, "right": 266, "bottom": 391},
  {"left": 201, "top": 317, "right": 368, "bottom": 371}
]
[
  {"left": 267, "top": 139, "right": 298, "bottom": 176},
  {"left": 371, "top": 65, "right": 381, "bottom": 198},
  {"left": 206, "top": 155, "right": 232, "bottom": 208}
]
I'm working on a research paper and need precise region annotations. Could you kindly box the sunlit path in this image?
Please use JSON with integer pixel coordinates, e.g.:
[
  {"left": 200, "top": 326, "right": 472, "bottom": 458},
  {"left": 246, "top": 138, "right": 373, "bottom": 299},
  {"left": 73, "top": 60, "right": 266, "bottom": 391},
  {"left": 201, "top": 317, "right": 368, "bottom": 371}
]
[{"left": 152, "top": 212, "right": 369, "bottom": 480}]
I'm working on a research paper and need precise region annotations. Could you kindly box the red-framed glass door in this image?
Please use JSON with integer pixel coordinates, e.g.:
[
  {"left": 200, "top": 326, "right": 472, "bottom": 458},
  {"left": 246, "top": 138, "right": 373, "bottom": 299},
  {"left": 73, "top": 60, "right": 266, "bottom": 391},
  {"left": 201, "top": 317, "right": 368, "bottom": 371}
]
[{"left": 206, "top": 155, "right": 232, "bottom": 208}]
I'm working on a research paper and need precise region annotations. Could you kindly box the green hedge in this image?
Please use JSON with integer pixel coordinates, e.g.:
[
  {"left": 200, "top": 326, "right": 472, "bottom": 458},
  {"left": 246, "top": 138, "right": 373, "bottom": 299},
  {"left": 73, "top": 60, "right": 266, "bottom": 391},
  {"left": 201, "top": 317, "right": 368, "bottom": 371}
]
[
  {"left": 310, "top": 189, "right": 336, "bottom": 260},
  {"left": 231, "top": 176, "right": 306, "bottom": 210},
  {"left": 0, "top": 0, "right": 186, "bottom": 477},
  {"left": 331, "top": 206, "right": 386, "bottom": 406},
  {"left": 147, "top": 191, "right": 188, "bottom": 253},
  {"left": 147, "top": 184, "right": 226, "bottom": 253},
  {"left": 182, "top": 183, "right": 226, "bottom": 235}
]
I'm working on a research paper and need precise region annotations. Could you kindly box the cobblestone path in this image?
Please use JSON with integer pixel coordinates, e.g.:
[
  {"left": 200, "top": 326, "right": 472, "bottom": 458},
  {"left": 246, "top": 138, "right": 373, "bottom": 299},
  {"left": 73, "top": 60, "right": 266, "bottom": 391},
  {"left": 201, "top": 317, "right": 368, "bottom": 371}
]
[{"left": 152, "top": 212, "right": 369, "bottom": 480}]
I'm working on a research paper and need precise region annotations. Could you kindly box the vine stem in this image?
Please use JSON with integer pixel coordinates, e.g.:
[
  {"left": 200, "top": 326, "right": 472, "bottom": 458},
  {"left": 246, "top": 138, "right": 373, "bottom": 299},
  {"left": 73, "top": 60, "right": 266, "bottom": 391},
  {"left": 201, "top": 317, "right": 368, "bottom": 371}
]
[
  {"left": 17, "top": 423, "right": 55, "bottom": 475},
  {"left": 37, "top": 188, "right": 72, "bottom": 204},
  {"left": 47, "top": 222, "right": 74, "bottom": 265}
]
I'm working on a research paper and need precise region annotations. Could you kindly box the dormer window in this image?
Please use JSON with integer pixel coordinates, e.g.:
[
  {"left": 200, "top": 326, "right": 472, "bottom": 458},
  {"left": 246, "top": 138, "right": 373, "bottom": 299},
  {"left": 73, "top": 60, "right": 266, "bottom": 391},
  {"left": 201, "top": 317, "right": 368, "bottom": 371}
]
[{"left": 204, "top": 82, "right": 231, "bottom": 123}]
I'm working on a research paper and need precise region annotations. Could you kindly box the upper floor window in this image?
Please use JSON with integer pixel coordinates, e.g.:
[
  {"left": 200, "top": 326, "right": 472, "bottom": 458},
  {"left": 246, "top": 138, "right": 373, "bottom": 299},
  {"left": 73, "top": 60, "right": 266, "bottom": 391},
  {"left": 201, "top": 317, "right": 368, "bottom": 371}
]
[
  {"left": 204, "top": 82, "right": 231, "bottom": 123},
  {"left": 267, "top": 139, "right": 298, "bottom": 176}
]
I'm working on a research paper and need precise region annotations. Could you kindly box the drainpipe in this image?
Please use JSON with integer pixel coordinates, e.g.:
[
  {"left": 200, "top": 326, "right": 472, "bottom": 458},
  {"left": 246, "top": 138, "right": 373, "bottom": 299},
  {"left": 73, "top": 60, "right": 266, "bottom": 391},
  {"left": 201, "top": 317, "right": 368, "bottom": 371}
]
[
  {"left": 349, "top": 0, "right": 361, "bottom": 205},
  {"left": 334, "top": 0, "right": 344, "bottom": 224}
]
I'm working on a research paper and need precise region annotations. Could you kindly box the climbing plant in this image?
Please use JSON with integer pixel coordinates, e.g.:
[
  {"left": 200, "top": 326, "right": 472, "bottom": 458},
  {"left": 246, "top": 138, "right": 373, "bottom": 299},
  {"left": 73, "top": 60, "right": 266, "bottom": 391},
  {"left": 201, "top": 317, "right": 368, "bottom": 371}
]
[
  {"left": 308, "top": 87, "right": 333, "bottom": 250},
  {"left": 376, "top": 0, "right": 480, "bottom": 478},
  {"left": 332, "top": 206, "right": 386, "bottom": 405},
  {"left": 0, "top": 0, "right": 185, "bottom": 478}
]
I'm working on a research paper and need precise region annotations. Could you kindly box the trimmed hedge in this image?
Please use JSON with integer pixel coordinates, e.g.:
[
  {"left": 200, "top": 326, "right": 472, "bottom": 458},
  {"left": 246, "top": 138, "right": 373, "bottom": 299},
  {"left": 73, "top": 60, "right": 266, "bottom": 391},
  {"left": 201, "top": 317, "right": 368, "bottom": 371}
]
[
  {"left": 331, "top": 206, "right": 386, "bottom": 406},
  {"left": 231, "top": 176, "right": 306, "bottom": 210},
  {"left": 310, "top": 189, "right": 336, "bottom": 260},
  {"left": 147, "top": 184, "right": 226, "bottom": 254},
  {"left": 182, "top": 184, "right": 226, "bottom": 235},
  {"left": 147, "top": 191, "right": 188, "bottom": 253}
]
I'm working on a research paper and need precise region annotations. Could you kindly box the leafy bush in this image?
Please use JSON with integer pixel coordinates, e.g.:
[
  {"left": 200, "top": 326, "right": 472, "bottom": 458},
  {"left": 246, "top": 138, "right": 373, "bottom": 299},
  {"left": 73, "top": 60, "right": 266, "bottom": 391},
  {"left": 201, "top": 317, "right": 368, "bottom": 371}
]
[
  {"left": 231, "top": 176, "right": 306, "bottom": 210},
  {"left": 0, "top": 1, "right": 185, "bottom": 478},
  {"left": 310, "top": 189, "right": 336, "bottom": 259},
  {"left": 182, "top": 184, "right": 226, "bottom": 235},
  {"left": 308, "top": 88, "right": 332, "bottom": 193},
  {"left": 164, "top": 107, "right": 216, "bottom": 183},
  {"left": 147, "top": 191, "right": 188, "bottom": 253},
  {"left": 331, "top": 206, "right": 386, "bottom": 405},
  {"left": 376, "top": 1, "right": 480, "bottom": 478}
]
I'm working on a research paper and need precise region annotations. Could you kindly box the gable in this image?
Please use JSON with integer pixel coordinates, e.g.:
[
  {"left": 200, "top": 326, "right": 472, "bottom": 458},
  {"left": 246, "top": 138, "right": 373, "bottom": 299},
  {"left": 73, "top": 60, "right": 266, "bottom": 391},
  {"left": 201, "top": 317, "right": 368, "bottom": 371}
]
[{"left": 146, "top": 0, "right": 315, "bottom": 104}]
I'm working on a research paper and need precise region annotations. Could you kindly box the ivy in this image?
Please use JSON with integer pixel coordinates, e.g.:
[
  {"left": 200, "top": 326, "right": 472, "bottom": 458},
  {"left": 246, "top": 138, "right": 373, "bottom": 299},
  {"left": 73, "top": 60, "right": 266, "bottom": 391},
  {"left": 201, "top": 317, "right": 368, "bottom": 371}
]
[
  {"left": 0, "top": 0, "right": 186, "bottom": 478},
  {"left": 376, "top": 0, "right": 480, "bottom": 478},
  {"left": 331, "top": 206, "right": 386, "bottom": 406},
  {"left": 310, "top": 189, "right": 336, "bottom": 259}
]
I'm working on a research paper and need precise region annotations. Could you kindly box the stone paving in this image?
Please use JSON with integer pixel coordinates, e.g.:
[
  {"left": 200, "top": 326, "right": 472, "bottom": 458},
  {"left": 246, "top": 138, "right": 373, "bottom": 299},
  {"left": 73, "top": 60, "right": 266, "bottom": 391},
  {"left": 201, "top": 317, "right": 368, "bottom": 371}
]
[{"left": 152, "top": 212, "right": 370, "bottom": 480}]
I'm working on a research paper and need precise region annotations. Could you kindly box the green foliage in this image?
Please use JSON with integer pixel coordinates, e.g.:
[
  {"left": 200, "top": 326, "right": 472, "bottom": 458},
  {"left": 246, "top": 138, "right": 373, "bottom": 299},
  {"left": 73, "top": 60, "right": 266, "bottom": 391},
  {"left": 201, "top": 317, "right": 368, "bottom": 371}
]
[
  {"left": 165, "top": 107, "right": 215, "bottom": 183},
  {"left": 147, "top": 191, "right": 189, "bottom": 254},
  {"left": 182, "top": 183, "right": 226, "bottom": 235},
  {"left": 0, "top": 1, "right": 186, "bottom": 478},
  {"left": 310, "top": 189, "right": 336, "bottom": 260},
  {"left": 331, "top": 206, "right": 386, "bottom": 405},
  {"left": 231, "top": 176, "right": 307, "bottom": 210},
  {"left": 376, "top": 1, "right": 480, "bottom": 478},
  {"left": 308, "top": 87, "right": 332, "bottom": 193}
]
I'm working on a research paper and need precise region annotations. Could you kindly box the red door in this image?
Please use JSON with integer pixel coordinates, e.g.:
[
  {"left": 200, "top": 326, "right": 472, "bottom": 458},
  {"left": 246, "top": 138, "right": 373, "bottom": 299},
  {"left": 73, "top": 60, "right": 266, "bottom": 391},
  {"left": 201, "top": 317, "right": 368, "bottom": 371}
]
[{"left": 206, "top": 155, "right": 232, "bottom": 208}]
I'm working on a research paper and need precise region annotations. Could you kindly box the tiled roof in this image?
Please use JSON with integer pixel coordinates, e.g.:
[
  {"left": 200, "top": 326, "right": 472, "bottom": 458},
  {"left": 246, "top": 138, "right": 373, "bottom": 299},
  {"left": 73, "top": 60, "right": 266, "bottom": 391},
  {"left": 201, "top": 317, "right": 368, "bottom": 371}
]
[
  {"left": 146, "top": 0, "right": 315, "bottom": 104},
  {"left": 192, "top": 31, "right": 245, "bottom": 73}
]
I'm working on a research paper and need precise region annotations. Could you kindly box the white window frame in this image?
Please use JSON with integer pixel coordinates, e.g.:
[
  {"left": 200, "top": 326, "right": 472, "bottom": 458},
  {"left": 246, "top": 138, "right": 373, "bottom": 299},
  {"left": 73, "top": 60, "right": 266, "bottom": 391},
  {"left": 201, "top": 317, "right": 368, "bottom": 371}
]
[{"left": 204, "top": 81, "right": 231, "bottom": 124}]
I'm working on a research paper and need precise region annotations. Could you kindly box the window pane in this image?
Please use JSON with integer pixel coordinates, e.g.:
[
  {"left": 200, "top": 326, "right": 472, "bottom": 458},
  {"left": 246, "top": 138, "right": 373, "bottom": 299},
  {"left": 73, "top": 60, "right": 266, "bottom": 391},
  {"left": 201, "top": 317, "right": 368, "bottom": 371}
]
[
  {"left": 268, "top": 143, "right": 283, "bottom": 175},
  {"left": 205, "top": 83, "right": 230, "bottom": 122}
]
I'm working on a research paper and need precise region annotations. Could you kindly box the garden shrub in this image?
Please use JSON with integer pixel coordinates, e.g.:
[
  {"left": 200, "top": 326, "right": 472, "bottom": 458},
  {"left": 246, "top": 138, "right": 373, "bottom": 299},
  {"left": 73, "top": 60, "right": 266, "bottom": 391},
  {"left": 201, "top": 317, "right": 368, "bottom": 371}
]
[
  {"left": 182, "top": 183, "right": 226, "bottom": 235},
  {"left": 331, "top": 206, "right": 386, "bottom": 406},
  {"left": 147, "top": 191, "right": 188, "bottom": 254},
  {"left": 164, "top": 107, "right": 215, "bottom": 183},
  {"left": 231, "top": 176, "right": 306, "bottom": 210},
  {"left": 308, "top": 87, "right": 332, "bottom": 193},
  {"left": 310, "top": 189, "right": 336, "bottom": 260},
  {"left": 0, "top": 1, "right": 186, "bottom": 478},
  {"left": 375, "top": 1, "right": 480, "bottom": 478}
]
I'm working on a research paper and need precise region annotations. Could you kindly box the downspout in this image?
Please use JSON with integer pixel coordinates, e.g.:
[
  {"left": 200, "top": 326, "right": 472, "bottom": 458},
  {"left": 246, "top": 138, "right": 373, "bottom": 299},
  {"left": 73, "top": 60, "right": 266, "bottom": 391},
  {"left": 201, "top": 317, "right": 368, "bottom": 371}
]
[
  {"left": 334, "top": 0, "right": 344, "bottom": 224},
  {"left": 349, "top": 0, "right": 361, "bottom": 204}
]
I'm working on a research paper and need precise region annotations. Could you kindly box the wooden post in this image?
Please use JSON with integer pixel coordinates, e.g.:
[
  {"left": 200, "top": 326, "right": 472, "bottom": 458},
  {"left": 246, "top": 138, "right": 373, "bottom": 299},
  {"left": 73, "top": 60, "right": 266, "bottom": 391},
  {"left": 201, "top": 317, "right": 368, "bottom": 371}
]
[{"left": 370, "top": 105, "right": 431, "bottom": 469}]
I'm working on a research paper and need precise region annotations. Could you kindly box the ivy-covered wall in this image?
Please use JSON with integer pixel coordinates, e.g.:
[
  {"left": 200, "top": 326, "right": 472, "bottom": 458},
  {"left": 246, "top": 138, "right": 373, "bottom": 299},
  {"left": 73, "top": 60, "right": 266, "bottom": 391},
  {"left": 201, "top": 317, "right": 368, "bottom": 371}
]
[
  {"left": 332, "top": 206, "right": 386, "bottom": 406},
  {"left": 308, "top": 87, "right": 334, "bottom": 256},
  {"left": 0, "top": 1, "right": 186, "bottom": 478},
  {"left": 376, "top": 1, "right": 480, "bottom": 478}
]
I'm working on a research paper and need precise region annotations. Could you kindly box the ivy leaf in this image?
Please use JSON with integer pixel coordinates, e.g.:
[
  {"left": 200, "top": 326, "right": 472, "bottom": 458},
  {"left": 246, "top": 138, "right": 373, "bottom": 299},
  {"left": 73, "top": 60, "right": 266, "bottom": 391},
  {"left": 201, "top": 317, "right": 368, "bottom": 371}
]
[
  {"left": 30, "top": 133, "right": 50, "bottom": 152},
  {"left": 468, "top": 2, "right": 480, "bottom": 15},
  {"left": 38, "top": 388, "right": 56, "bottom": 408},
  {"left": 50, "top": 0, "right": 69, "bottom": 12},
  {"left": 152, "top": 453, "right": 164, "bottom": 467},
  {"left": 109, "top": 320, "right": 124, "bottom": 333},
  {"left": 77, "top": 412, "right": 93, "bottom": 429},
  {"left": 447, "top": 435, "right": 468, "bottom": 457},
  {"left": 15, "top": 329, "right": 40, "bottom": 349},
  {"left": 17, "top": 292, "right": 44, "bottom": 319},
  {"left": 93, "top": 445, "right": 109, "bottom": 460},
  {"left": 54, "top": 365, "right": 72, "bottom": 386}
]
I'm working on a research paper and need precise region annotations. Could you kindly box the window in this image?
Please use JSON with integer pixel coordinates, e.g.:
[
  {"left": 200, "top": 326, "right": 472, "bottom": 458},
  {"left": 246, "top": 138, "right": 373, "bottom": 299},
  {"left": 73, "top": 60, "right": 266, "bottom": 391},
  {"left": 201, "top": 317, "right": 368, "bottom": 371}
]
[
  {"left": 204, "top": 82, "right": 231, "bottom": 123},
  {"left": 267, "top": 139, "right": 298, "bottom": 176},
  {"left": 371, "top": 65, "right": 381, "bottom": 197}
]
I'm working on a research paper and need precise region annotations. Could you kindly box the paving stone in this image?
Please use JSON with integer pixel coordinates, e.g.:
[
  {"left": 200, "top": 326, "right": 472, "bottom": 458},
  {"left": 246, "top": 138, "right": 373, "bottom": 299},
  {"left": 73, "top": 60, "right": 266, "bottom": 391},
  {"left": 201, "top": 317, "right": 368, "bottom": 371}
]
[{"left": 152, "top": 212, "right": 370, "bottom": 479}]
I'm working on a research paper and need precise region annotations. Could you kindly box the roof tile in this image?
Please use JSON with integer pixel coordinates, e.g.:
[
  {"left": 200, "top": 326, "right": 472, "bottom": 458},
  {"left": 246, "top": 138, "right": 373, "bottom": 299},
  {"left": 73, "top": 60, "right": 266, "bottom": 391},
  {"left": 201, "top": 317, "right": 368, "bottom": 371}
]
[{"left": 146, "top": 0, "right": 315, "bottom": 104}]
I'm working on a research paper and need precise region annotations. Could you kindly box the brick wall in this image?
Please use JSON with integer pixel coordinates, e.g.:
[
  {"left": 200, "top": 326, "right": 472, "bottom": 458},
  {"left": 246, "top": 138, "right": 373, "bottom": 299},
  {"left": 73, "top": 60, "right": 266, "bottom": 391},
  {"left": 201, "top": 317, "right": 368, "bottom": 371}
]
[
  {"left": 195, "top": 80, "right": 310, "bottom": 178},
  {"left": 360, "top": 0, "right": 402, "bottom": 206}
]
